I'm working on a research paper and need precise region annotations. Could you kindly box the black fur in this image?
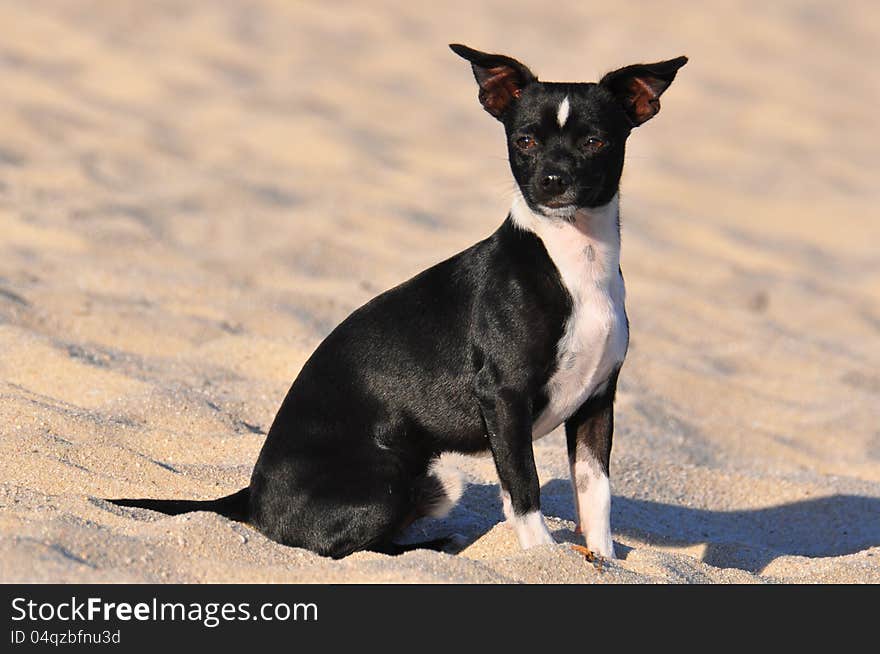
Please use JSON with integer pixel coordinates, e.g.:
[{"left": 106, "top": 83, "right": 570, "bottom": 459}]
[
  {"left": 111, "top": 488, "right": 250, "bottom": 521},
  {"left": 109, "top": 44, "right": 686, "bottom": 559},
  {"left": 247, "top": 220, "right": 569, "bottom": 556},
  {"left": 566, "top": 369, "right": 620, "bottom": 477}
]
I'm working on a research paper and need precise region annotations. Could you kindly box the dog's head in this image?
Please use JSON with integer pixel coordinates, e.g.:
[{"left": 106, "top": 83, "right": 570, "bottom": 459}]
[{"left": 450, "top": 44, "right": 687, "bottom": 218}]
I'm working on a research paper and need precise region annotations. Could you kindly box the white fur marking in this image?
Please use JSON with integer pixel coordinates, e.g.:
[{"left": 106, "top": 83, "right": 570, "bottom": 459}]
[
  {"left": 572, "top": 458, "right": 615, "bottom": 558},
  {"left": 510, "top": 191, "right": 629, "bottom": 441},
  {"left": 500, "top": 489, "right": 513, "bottom": 521},
  {"left": 421, "top": 459, "right": 464, "bottom": 518},
  {"left": 557, "top": 96, "right": 570, "bottom": 128},
  {"left": 509, "top": 509, "right": 555, "bottom": 549}
]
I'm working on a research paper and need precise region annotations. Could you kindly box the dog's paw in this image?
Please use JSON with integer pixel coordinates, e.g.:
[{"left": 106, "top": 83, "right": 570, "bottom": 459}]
[
  {"left": 585, "top": 531, "right": 616, "bottom": 559},
  {"left": 511, "top": 511, "right": 555, "bottom": 549}
]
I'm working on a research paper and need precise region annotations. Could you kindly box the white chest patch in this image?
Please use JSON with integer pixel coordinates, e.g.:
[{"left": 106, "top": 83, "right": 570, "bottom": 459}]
[{"left": 510, "top": 193, "right": 629, "bottom": 439}]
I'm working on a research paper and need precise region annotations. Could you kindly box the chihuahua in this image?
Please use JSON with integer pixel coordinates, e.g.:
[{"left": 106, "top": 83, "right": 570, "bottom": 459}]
[{"left": 111, "top": 44, "right": 686, "bottom": 559}]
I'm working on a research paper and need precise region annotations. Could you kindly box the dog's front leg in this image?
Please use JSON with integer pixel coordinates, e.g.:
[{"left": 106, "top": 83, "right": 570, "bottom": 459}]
[
  {"left": 564, "top": 377, "right": 618, "bottom": 559},
  {"left": 476, "top": 375, "right": 554, "bottom": 549}
]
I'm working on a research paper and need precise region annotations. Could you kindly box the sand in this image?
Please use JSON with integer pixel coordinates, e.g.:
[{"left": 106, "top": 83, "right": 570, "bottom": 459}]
[{"left": 1, "top": 1, "right": 878, "bottom": 584}]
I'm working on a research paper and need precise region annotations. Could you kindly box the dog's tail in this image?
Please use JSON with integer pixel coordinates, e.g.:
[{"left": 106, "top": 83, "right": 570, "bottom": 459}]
[{"left": 107, "top": 487, "right": 250, "bottom": 522}]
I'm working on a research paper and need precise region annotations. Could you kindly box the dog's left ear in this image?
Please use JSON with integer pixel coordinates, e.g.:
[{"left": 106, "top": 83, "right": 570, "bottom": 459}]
[
  {"left": 600, "top": 56, "right": 688, "bottom": 126},
  {"left": 450, "top": 43, "right": 537, "bottom": 119}
]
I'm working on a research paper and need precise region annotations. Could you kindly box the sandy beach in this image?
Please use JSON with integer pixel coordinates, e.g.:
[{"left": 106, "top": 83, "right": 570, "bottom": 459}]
[{"left": 1, "top": 0, "right": 878, "bottom": 583}]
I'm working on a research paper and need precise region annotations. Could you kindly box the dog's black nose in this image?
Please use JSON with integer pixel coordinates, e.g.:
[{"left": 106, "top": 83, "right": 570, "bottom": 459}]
[{"left": 540, "top": 173, "right": 570, "bottom": 196}]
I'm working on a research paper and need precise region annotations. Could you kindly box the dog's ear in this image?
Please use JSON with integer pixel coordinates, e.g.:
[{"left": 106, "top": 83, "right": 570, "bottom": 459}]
[
  {"left": 600, "top": 56, "right": 687, "bottom": 126},
  {"left": 449, "top": 44, "right": 537, "bottom": 119}
]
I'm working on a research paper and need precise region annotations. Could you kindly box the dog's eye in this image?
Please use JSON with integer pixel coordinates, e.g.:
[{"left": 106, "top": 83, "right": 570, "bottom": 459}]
[
  {"left": 516, "top": 135, "right": 538, "bottom": 151},
  {"left": 581, "top": 137, "right": 606, "bottom": 152}
]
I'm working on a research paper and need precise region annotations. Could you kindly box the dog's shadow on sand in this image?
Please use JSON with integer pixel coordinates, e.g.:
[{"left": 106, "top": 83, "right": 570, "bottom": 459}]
[{"left": 416, "top": 479, "right": 880, "bottom": 574}]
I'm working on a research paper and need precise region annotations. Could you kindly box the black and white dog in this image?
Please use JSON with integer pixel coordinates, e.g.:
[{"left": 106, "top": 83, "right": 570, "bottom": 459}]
[{"left": 111, "top": 45, "right": 686, "bottom": 560}]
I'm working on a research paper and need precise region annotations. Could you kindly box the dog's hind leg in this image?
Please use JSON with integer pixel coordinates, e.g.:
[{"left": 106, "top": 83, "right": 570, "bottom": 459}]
[
  {"left": 337, "top": 464, "right": 464, "bottom": 557},
  {"left": 250, "top": 448, "right": 436, "bottom": 559},
  {"left": 365, "top": 461, "right": 466, "bottom": 556},
  {"left": 412, "top": 458, "right": 464, "bottom": 519}
]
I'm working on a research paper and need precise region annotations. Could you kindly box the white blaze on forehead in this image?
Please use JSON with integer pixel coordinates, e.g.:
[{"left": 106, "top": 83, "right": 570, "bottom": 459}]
[{"left": 557, "top": 96, "right": 570, "bottom": 128}]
